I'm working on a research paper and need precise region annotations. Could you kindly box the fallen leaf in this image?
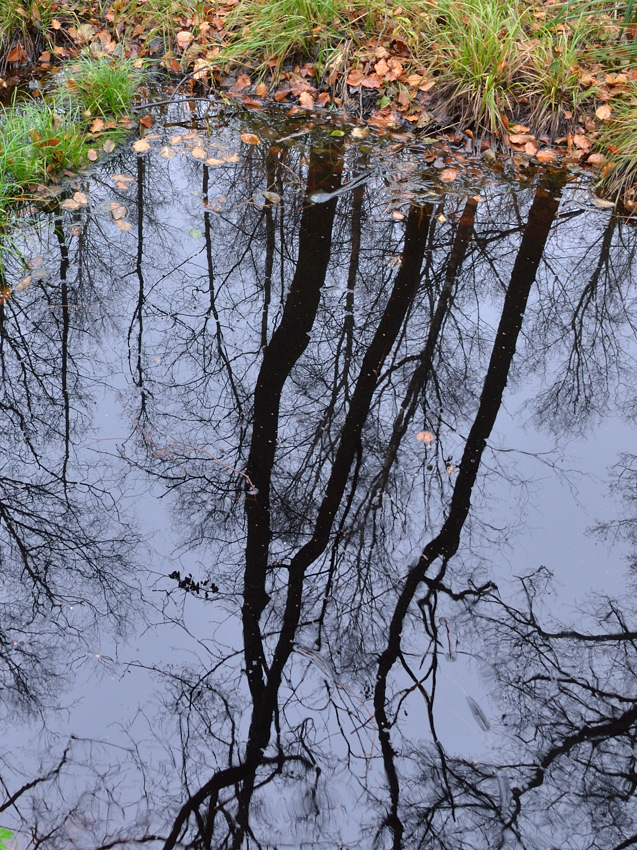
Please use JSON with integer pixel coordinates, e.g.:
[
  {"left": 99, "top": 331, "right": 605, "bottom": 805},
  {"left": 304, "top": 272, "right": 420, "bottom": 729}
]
[
  {"left": 176, "top": 30, "right": 193, "bottom": 49},
  {"left": 110, "top": 202, "right": 127, "bottom": 220},
  {"left": 61, "top": 198, "right": 81, "bottom": 210},
  {"left": 114, "top": 219, "right": 132, "bottom": 231},
  {"left": 191, "top": 147, "right": 208, "bottom": 159},
  {"left": 439, "top": 168, "right": 458, "bottom": 182},
  {"left": 240, "top": 133, "right": 261, "bottom": 145},
  {"left": 375, "top": 58, "right": 389, "bottom": 77},
  {"left": 299, "top": 91, "right": 314, "bottom": 108},
  {"left": 87, "top": 149, "right": 98, "bottom": 161},
  {"left": 223, "top": 153, "right": 240, "bottom": 162},
  {"left": 14, "top": 276, "right": 31, "bottom": 291},
  {"left": 511, "top": 124, "right": 530, "bottom": 133},
  {"left": 111, "top": 174, "right": 134, "bottom": 182},
  {"left": 595, "top": 104, "right": 612, "bottom": 121},
  {"left": 115, "top": 181, "right": 129, "bottom": 189},
  {"left": 416, "top": 431, "right": 435, "bottom": 443},
  {"left": 351, "top": 126, "right": 369, "bottom": 139},
  {"left": 90, "top": 118, "right": 105, "bottom": 133},
  {"left": 132, "top": 139, "right": 151, "bottom": 153},
  {"left": 7, "top": 44, "right": 27, "bottom": 63},
  {"left": 587, "top": 152, "right": 605, "bottom": 166},
  {"left": 361, "top": 73, "right": 383, "bottom": 88},
  {"left": 592, "top": 196, "right": 615, "bottom": 209},
  {"left": 139, "top": 114, "right": 153, "bottom": 129},
  {"left": 73, "top": 192, "right": 89, "bottom": 205},
  {"left": 573, "top": 134, "right": 591, "bottom": 151},
  {"left": 509, "top": 133, "right": 535, "bottom": 144},
  {"left": 256, "top": 82, "right": 268, "bottom": 97},
  {"left": 316, "top": 92, "right": 330, "bottom": 107},
  {"left": 189, "top": 228, "right": 203, "bottom": 238},
  {"left": 206, "top": 157, "right": 225, "bottom": 166},
  {"left": 347, "top": 70, "right": 365, "bottom": 87},
  {"left": 160, "top": 145, "right": 177, "bottom": 158},
  {"left": 231, "top": 73, "right": 252, "bottom": 92},
  {"left": 536, "top": 149, "right": 557, "bottom": 163},
  {"left": 525, "top": 141, "right": 538, "bottom": 156},
  {"left": 392, "top": 210, "right": 405, "bottom": 220},
  {"left": 69, "top": 226, "right": 82, "bottom": 236}
]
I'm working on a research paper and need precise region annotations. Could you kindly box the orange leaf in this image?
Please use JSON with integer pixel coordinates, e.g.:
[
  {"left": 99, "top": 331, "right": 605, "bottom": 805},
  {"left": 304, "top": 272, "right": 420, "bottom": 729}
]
[
  {"left": 231, "top": 73, "right": 251, "bottom": 92},
  {"left": 87, "top": 149, "right": 98, "bottom": 161},
  {"left": 7, "top": 44, "right": 27, "bottom": 63},
  {"left": 595, "top": 104, "right": 611, "bottom": 121},
  {"left": 240, "top": 133, "right": 261, "bottom": 145},
  {"left": 416, "top": 431, "right": 435, "bottom": 443},
  {"left": 256, "top": 82, "right": 268, "bottom": 97},
  {"left": 573, "top": 134, "right": 591, "bottom": 150},
  {"left": 90, "top": 118, "right": 105, "bottom": 133},
  {"left": 347, "top": 70, "right": 365, "bottom": 87},
  {"left": 509, "top": 133, "right": 535, "bottom": 144},
  {"left": 316, "top": 92, "right": 330, "bottom": 107},
  {"left": 587, "top": 152, "right": 605, "bottom": 166},
  {"left": 439, "top": 168, "right": 458, "bottom": 182},
  {"left": 139, "top": 114, "right": 153, "bottom": 129},
  {"left": 299, "top": 91, "right": 314, "bottom": 108},
  {"left": 176, "top": 30, "right": 193, "bottom": 49},
  {"left": 361, "top": 73, "right": 383, "bottom": 89},
  {"left": 536, "top": 149, "right": 556, "bottom": 163},
  {"left": 374, "top": 58, "right": 389, "bottom": 77}
]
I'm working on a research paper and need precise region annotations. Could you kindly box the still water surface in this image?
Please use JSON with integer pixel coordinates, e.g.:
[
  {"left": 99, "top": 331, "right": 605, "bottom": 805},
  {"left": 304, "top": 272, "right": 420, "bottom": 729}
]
[{"left": 2, "top": 107, "right": 637, "bottom": 849}]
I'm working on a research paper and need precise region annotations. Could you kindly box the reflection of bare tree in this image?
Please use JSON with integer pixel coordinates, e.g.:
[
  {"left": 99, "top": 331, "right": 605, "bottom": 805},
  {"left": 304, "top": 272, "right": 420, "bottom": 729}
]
[{"left": 5, "top": 105, "right": 637, "bottom": 850}]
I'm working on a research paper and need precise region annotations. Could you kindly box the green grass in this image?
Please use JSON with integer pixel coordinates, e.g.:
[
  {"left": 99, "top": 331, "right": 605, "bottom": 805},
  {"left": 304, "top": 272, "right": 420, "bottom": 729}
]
[
  {"left": 60, "top": 54, "right": 144, "bottom": 118},
  {"left": 0, "top": 0, "right": 57, "bottom": 69},
  {"left": 421, "top": 0, "right": 529, "bottom": 137},
  {"left": 0, "top": 97, "right": 87, "bottom": 189},
  {"left": 527, "top": 26, "right": 593, "bottom": 134},
  {"left": 597, "top": 84, "right": 637, "bottom": 196}
]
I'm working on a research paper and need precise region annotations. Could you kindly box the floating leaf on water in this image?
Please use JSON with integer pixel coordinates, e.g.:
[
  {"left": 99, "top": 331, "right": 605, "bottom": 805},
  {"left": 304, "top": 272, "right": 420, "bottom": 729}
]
[
  {"left": 240, "top": 133, "right": 261, "bottom": 145},
  {"left": 416, "top": 431, "right": 435, "bottom": 443},
  {"left": 15, "top": 275, "right": 32, "bottom": 291},
  {"left": 351, "top": 126, "right": 370, "bottom": 139},
  {"left": 262, "top": 191, "right": 282, "bottom": 204},
  {"left": 114, "top": 219, "right": 132, "bottom": 231},
  {"left": 69, "top": 225, "right": 82, "bottom": 236},
  {"left": 115, "top": 181, "right": 130, "bottom": 190},
  {"left": 222, "top": 153, "right": 240, "bottom": 163},
  {"left": 439, "top": 168, "right": 458, "bottom": 182},
  {"left": 392, "top": 210, "right": 405, "bottom": 220},
  {"left": 592, "top": 196, "right": 615, "bottom": 209},
  {"left": 110, "top": 202, "right": 127, "bottom": 220},
  {"left": 61, "top": 198, "right": 82, "bottom": 210},
  {"left": 111, "top": 174, "right": 134, "bottom": 182},
  {"left": 438, "top": 214, "right": 446, "bottom": 223},
  {"left": 189, "top": 228, "right": 203, "bottom": 238},
  {"left": 191, "top": 147, "right": 208, "bottom": 160},
  {"left": 159, "top": 145, "right": 177, "bottom": 159},
  {"left": 330, "top": 130, "right": 345, "bottom": 137},
  {"left": 73, "top": 191, "right": 89, "bottom": 206},
  {"left": 206, "top": 157, "right": 225, "bottom": 166},
  {"left": 466, "top": 696, "right": 490, "bottom": 731},
  {"left": 132, "top": 138, "right": 151, "bottom": 153}
]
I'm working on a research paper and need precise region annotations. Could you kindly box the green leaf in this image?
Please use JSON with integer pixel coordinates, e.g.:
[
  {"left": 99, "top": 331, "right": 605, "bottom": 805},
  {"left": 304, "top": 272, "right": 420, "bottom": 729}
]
[
  {"left": 189, "top": 228, "right": 203, "bottom": 238},
  {"left": 330, "top": 130, "right": 345, "bottom": 137},
  {"left": 379, "top": 95, "right": 391, "bottom": 108}
]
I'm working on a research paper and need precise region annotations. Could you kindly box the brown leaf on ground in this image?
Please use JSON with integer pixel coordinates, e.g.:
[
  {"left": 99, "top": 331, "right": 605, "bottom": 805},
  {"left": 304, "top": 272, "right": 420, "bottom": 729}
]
[
  {"left": 525, "top": 141, "right": 538, "bottom": 156},
  {"left": 316, "top": 92, "right": 330, "bottom": 107},
  {"left": 375, "top": 58, "right": 389, "bottom": 77},
  {"left": 87, "top": 149, "right": 98, "bottom": 161},
  {"left": 256, "top": 82, "right": 268, "bottom": 97},
  {"left": 511, "top": 124, "right": 530, "bottom": 133},
  {"left": 587, "top": 152, "right": 605, "bottom": 166},
  {"left": 347, "top": 70, "right": 365, "bottom": 87},
  {"left": 439, "top": 168, "right": 458, "bottom": 182},
  {"left": 595, "top": 104, "right": 612, "bottom": 121},
  {"left": 536, "top": 149, "right": 557, "bottom": 164},
  {"left": 176, "top": 31, "right": 193, "bottom": 49},
  {"left": 509, "top": 133, "right": 535, "bottom": 144},
  {"left": 299, "top": 91, "right": 314, "bottom": 108},
  {"left": 139, "top": 114, "right": 153, "bottom": 129},
  {"left": 7, "top": 45, "right": 27, "bottom": 63},
  {"left": 231, "top": 73, "right": 251, "bottom": 92},
  {"left": 386, "top": 58, "right": 403, "bottom": 80},
  {"left": 573, "top": 134, "right": 591, "bottom": 150},
  {"left": 361, "top": 73, "right": 383, "bottom": 88},
  {"left": 90, "top": 118, "right": 105, "bottom": 133},
  {"left": 132, "top": 139, "right": 150, "bottom": 153}
]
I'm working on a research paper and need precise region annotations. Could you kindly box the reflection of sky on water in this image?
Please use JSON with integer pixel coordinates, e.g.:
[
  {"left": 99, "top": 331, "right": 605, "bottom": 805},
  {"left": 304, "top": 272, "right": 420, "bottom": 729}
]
[{"left": 2, "top": 110, "right": 637, "bottom": 848}]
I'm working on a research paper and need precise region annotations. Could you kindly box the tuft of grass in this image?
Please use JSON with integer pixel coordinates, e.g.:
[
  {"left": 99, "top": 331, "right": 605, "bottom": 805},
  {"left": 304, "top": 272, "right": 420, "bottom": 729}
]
[
  {"left": 526, "top": 26, "right": 593, "bottom": 135},
  {"left": 422, "top": 0, "right": 529, "bottom": 137},
  {"left": 0, "top": 0, "right": 56, "bottom": 70},
  {"left": 597, "top": 85, "right": 637, "bottom": 196},
  {"left": 0, "top": 97, "right": 87, "bottom": 189},
  {"left": 60, "top": 54, "right": 143, "bottom": 119},
  {"left": 215, "top": 0, "right": 387, "bottom": 76}
]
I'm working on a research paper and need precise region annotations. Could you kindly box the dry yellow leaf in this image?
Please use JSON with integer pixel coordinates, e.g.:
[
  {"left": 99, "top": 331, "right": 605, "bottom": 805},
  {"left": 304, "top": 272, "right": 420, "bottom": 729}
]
[
  {"left": 160, "top": 145, "right": 177, "bottom": 159},
  {"left": 191, "top": 147, "right": 208, "bottom": 160},
  {"left": 132, "top": 138, "right": 151, "bottom": 153}
]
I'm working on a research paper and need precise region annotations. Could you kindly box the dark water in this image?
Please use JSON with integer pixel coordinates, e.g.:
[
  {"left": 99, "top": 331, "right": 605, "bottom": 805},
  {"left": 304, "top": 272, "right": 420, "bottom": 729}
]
[{"left": 2, "top": 107, "right": 637, "bottom": 850}]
